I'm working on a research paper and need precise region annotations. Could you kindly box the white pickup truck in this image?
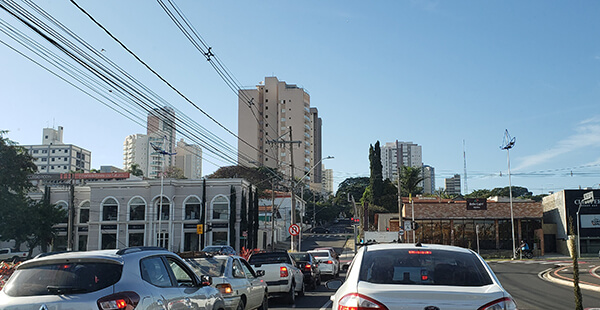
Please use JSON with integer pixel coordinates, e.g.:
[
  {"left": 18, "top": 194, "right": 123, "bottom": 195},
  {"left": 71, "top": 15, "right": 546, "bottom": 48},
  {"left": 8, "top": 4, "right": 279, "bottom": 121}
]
[
  {"left": 247, "top": 251, "right": 304, "bottom": 304},
  {"left": 0, "top": 248, "right": 28, "bottom": 263}
]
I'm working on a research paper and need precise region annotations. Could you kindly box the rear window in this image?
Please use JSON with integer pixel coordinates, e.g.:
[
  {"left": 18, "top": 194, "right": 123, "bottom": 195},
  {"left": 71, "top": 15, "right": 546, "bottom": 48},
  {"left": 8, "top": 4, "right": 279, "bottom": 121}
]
[
  {"left": 359, "top": 249, "right": 493, "bottom": 286},
  {"left": 248, "top": 253, "right": 291, "bottom": 265},
  {"left": 186, "top": 257, "right": 226, "bottom": 277},
  {"left": 289, "top": 253, "right": 309, "bottom": 261},
  {"left": 309, "top": 251, "right": 330, "bottom": 258},
  {"left": 3, "top": 262, "right": 122, "bottom": 296}
]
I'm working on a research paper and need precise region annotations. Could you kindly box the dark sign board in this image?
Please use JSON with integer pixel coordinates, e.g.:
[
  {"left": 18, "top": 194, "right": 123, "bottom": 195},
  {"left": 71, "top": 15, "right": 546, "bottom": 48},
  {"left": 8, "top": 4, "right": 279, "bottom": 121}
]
[
  {"left": 467, "top": 198, "right": 487, "bottom": 210},
  {"left": 101, "top": 225, "right": 118, "bottom": 230},
  {"left": 128, "top": 225, "right": 145, "bottom": 230},
  {"left": 565, "top": 190, "right": 600, "bottom": 238}
]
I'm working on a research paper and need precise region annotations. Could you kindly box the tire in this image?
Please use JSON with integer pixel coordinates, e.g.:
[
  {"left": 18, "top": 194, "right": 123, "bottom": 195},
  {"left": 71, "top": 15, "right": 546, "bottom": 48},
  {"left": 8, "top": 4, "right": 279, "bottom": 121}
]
[
  {"left": 236, "top": 299, "right": 245, "bottom": 310},
  {"left": 297, "top": 281, "right": 305, "bottom": 297},
  {"left": 258, "top": 294, "right": 268, "bottom": 310},
  {"left": 285, "top": 283, "right": 295, "bottom": 304},
  {"left": 525, "top": 251, "right": 533, "bottom": 259}
]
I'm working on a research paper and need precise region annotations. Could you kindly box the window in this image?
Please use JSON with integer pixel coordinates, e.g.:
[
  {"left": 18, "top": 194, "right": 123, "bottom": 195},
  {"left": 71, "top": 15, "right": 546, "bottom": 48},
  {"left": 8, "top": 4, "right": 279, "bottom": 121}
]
[
  {"left": 102, "top": 198, "right": 118, "bottom": 221},
  {"left": 56, "top": 202, "right": 68, "bottom": 223},
  {"left": 184, "top": 233, "right": 199, "bottom": 251},
  {"left": 185, "top": 197, "right": 201, "bottom": 220},
  {"left": 155, "top": 197, "right": 170, "bottom": 220},
  {"left": 79, "top": 201, "right": 90, "bottom": 224},
  {"left": 129, "top": 197, "right": 145, "bottom": 221},
  {"left": 129, "top": 233, "right": 144, "bottom": 247},
  {"left": 101, "top": 233, "right": 117, "bottom": 249},
  {"left": 212, "top": 196, "right": 229, "bottom": 220},
  {"left": 141, "top": 256, "right": 172, "bottom": 287},
  {"left": 212, "top": 231, "right": 228, "bottom": 245},
  {"left": 232, "top": 259, "right": 245, "bottom": 278}
]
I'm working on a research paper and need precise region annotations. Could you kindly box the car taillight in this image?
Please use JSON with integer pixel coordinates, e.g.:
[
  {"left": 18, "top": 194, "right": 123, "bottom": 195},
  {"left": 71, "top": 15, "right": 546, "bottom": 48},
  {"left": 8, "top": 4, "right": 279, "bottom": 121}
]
[
  {"left": 326, "top": 260, "right": 333, "bottom": 264},
  {"left": 97, "top": 291, "right": 140, "bottom": 310},
  {"left": 216, "top": 283, "right": 233, "bottom": 295},
  {"left": 280, "top": 266, "right": 288, "bottom": 277},
  {"left": 337, "top": 293, "right": 388, "bottom": 310},
  {"left": 478, "top": 297, "right": 518, "bottom": 310},
  {"left": 304, "top": 264, "right": 312, "bottom": 271}
]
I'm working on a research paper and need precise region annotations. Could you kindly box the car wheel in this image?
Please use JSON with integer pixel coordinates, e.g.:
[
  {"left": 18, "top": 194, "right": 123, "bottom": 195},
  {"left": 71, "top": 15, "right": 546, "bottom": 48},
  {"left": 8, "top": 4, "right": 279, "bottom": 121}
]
[
  {"left": 258, "top": 294, "right": 268, "bottom": 310},
  {"left": 298, "top": 281, "right": 305, "bottom": 297},
  {"left": 285, "top": 283, "right": 295, "bottom": 304},
  {"left": 525, "top": 251, "right": 533, "bottom": 259},
  {"left": 236, "top": 299, "right": 245, "bottom": 310}
]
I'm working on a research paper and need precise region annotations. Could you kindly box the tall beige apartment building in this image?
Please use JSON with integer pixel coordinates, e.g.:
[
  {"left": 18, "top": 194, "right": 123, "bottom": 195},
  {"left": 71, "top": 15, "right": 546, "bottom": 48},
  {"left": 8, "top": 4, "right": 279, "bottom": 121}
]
[{"left": 238, "top": 77, "right": 322, "bottom": 186}]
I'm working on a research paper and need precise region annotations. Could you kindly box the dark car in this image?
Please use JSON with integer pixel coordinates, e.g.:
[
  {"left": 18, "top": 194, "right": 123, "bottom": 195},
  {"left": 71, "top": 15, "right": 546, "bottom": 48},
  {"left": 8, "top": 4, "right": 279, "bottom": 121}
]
[
  {"left": 310, "top": 227, "right": 329, "bottom": 234},
  {"left": 289, "top": 252, "right": 321, "bottom": 290}
]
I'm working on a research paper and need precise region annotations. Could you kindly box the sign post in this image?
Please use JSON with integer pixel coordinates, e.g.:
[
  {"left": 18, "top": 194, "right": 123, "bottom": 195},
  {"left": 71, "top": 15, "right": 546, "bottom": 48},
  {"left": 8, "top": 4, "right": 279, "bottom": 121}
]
[
  {"left": 578, "top": 191, "right": 595, "bottom": 258},
  {"left": 289, "top": 224, "right": 300, "bottom": 237}
]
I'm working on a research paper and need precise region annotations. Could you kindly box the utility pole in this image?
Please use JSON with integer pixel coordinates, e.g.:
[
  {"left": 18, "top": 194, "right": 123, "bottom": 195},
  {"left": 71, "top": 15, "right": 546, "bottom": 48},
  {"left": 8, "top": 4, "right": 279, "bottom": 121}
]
[{"left": 268, "top": 126, "right": 301, "bottom": 251}]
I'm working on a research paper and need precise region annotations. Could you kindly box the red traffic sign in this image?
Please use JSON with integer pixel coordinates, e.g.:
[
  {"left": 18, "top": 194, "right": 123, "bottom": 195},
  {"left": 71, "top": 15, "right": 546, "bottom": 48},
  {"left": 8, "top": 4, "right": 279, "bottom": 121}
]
[{"left": 289, "top": 224, "right": 300, "bottom": 236}]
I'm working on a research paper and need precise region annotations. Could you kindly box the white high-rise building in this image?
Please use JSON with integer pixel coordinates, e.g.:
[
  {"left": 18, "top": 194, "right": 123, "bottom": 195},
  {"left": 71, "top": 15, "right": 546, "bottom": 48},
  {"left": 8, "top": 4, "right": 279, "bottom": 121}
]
[
  {"left": 381, "top": 141, "right": 422, "bottom": 182},
  {"left": 445, "top": 174, "right": 462, "bottom": 196},
  {"left": 322, "top": 165, "right": 334, "bottom": 195},
  {"left": 422, "top": 165, "right": 435, "bottom": 195},
  {"left": 238, "top": 77, "right": 321, "bottom": 186},
  {"left": 123, "top": 107, "right": 179, "bottom": 179},
  {"left": 22, "top": 126, "right": 91, "bottom": 174},
  {"left": 174, "top": 139, "right": 202, "bottom": 179}
]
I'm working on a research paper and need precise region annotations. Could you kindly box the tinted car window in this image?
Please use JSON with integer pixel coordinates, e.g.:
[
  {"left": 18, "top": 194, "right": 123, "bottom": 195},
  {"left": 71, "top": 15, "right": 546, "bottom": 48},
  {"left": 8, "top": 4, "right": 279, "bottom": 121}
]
[
  {"left": 141, "top": 256, "right": 172, "bottom": 287},
  {"left": 4, "top": 262, "right": 122, "bottom": 297},
  {"left": 309, "top": 251, "right": 330, "bottom": 258},
  {"left": 290, "top": 253, "right": 310, "bottom": 261},
  {"left": 248, "top": 253, "right": 290, "bottom": 265},
  {"left": 359, "top": 249, "right": 493, "bottom": 286},
  {"left": 186, "top": 257, "right": 227, "bottom": 277}
]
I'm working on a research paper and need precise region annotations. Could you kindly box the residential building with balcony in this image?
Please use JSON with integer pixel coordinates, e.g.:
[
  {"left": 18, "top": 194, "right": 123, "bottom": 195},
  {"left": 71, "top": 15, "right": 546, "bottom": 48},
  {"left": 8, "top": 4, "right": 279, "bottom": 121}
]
[{"left": 22, "top": 126, "right": 91, "bottom": 174}]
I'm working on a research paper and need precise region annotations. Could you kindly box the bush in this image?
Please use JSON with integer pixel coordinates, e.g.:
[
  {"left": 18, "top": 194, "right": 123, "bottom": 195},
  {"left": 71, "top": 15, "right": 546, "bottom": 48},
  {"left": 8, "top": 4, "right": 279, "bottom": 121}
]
[{"left": 0, "top": 261, "right": 18, "bottom": 289}]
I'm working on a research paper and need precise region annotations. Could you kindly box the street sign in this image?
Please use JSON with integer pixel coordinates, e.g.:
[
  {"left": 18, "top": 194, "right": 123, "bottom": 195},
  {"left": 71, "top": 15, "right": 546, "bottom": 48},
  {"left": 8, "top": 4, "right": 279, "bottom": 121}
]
[
  {"left": 398, "top": 228, "right": 405, "bottom": 236},
  {"left": 196, "top": 224, "right": 203, "bottom": 235},
  {"left": 289, "top": 224, "right": 300, "bottom": 236},
  {"left": 404, "top": 220, "right": 412, "bottom": 231}
]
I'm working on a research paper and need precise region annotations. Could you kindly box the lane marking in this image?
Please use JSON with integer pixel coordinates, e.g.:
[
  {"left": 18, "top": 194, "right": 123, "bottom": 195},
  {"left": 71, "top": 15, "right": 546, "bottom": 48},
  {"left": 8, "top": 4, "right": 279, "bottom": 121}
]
[{"left": 320, "top": 300, "right": 332, "bottom": 310}]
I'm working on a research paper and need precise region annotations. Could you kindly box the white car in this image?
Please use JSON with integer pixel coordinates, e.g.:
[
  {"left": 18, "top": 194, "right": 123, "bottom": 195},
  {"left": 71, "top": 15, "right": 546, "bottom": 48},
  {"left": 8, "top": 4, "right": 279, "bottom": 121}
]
[
  {"left": 186, "top": 255, "right": 268, "bottom": 310},
  {"left": 248, "top": 251, "right": 304, "bottom": 304},
  {"left": 308, "top": 249, "right": 340, "bottom": 278},
  {"left": 328, "top": 243, "right": 517, "bottom": 310}
]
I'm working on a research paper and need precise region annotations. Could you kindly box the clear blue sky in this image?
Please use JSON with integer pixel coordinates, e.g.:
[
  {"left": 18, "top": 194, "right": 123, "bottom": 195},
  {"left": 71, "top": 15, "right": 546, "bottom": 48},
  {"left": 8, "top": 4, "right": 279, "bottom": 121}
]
[{"left": 2, "top": 1, "right": 600, "bottom": 195}]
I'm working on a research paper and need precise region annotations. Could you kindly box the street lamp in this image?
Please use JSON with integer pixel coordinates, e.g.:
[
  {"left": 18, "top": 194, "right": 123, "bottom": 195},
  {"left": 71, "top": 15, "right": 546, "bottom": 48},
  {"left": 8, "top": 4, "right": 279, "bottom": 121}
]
[
  {"left": 500, "top": 130, "right": 516, "bottom": 260},
  {"left": 291, "top": 156, "right": 334, "bottom": 251},
  {"left": 150, "top": 137, "right": 176, "bottom": 250}
]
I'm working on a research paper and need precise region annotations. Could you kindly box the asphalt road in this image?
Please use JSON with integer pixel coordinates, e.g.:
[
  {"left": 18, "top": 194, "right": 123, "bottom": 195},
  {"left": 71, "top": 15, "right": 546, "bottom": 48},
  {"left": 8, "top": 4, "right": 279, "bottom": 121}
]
[{"left": 489, "top": 259, "right": 600, "bottom": 310}]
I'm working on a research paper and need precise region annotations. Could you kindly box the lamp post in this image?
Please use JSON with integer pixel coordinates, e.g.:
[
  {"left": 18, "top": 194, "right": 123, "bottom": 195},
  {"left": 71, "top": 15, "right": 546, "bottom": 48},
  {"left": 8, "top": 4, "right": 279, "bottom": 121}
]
[
  {"left": 500, "top": 130, "right": 516, "bottom": 260},
  {"left": 291, "top": 156, "right": 334, "bottom": 251},
  {"left": 150, "top": 137, "right": 176, "bottom": 250}
]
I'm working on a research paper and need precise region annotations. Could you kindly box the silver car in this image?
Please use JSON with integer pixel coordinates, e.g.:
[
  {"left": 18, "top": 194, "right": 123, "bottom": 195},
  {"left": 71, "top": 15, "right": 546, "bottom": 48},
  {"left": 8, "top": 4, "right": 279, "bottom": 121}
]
[
  {"left": 0, "top": 247, "right": 226, "bottom": 310},
  {"left": 328, "top": 243, "right": 517, "bottom": 310},
  {"left": 186, "top": 255, "right": 268, "bottom": 310}
]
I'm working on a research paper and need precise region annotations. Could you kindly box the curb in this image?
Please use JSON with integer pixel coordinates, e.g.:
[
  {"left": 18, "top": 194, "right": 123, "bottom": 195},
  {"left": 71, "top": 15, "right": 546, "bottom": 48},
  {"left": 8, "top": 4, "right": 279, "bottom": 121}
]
[{"left": 542, "top": 265, "right": 600, "bottom": 293}]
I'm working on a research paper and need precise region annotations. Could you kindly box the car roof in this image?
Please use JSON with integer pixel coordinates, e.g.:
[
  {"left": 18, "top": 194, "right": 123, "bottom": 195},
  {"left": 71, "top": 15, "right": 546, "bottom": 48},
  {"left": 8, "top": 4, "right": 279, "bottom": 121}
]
[
  {"left": 20, "top": 247, "right": 173, "bottom": 268},
  {"left": 362, "top": 243, "right": 475, "bottom": 254}
]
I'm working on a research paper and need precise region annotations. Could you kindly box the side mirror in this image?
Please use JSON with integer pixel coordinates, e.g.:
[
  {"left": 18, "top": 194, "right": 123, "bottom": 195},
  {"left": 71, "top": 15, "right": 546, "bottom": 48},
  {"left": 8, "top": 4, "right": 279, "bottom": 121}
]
[
  {"left": 200, "top": 275, "right": 213, "bottom": 286},
  {"left": 326, "top": 279, "right": 343, "bottom": 291},
  {"left": 255, "top": 270, "right": 265, "bottom": 277}
]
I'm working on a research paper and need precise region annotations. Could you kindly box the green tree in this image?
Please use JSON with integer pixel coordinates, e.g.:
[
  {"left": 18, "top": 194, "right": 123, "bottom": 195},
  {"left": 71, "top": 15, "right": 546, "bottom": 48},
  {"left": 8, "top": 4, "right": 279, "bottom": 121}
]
[
  {"left": 399, "top": 166, "right": 424, "bottom": 197},
  {"left": 333, "top": 177, "right": 369, "bottom": 218},
  {"left": 368, "top": 141, "right": 384, "bottom": 206},
  {"left": 208, "top": 165, "right": 281, "bottom": 193},
  {"left": 25, "top": 188, "right": 66, "bottom": 255},
  {"left": 465, "top": 189, "right": 492, "bottom": 199},
  {"left": 127, "top": 163, "right": 144, "bottom": 177},
  {"left": 164, "top": 166, "right": 186, "bottom": 179}
]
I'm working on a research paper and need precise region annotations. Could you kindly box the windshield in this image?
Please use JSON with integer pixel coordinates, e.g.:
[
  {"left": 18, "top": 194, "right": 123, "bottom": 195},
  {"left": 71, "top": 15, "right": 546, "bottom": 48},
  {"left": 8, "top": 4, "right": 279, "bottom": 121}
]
[
  {"left": 359, "top": 249, "right": 493, "bottom": 286},
  {"left": 186, "top": 257, "right": 226, "bottom": 277},
  {"left": 3, "top": 262, "right": 122, "bottom": 296},
  {"left": 309, "top": 251, "right": 330, "bottom": 258}
]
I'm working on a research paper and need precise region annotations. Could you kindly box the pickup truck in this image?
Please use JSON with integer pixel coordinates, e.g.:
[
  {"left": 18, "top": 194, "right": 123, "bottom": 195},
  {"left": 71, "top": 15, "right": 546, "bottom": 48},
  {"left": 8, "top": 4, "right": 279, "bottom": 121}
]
[
  {"left": 248, "top": 251, "right": 304, "bottom": 304},
  {"left": 0, "top": 248, "right": 27, "bottom": 263}
]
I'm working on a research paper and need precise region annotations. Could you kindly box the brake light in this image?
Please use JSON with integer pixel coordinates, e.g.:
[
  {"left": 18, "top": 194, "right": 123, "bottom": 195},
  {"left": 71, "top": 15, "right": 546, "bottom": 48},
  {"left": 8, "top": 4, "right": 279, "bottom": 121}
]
[
  {"left": 478, "top": 297, "right": 518, "bottom": 310},
  {"left": 337, "top": 293, "right": 388, "bottom": 310},
  {"left": 97, "top": 291, "right": 140, "bottom": 310},
  {"left": 408, "top": 250, "right": 431, "bottom": 255},
  {"left": 216, "top": 283, "right": 233, "bottom": 295},
  {"left": 305, "top": 264, "right": 312, "bottom": 271},
  {"left": 280, "top": 266, "right": 288, "bottom": 277},
  {"left": 325, "top": 260, "right": 333, "bottom": 264}
]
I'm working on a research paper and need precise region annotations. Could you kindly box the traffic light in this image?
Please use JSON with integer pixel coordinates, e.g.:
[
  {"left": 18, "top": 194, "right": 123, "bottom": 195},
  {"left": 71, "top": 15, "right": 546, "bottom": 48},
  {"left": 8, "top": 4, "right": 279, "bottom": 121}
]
[
  {"left": 351, "top": 217, "right": 360, "bottom": 223},
  {"left": 412, "top": 221, "right": 419, "bottom": 230}
]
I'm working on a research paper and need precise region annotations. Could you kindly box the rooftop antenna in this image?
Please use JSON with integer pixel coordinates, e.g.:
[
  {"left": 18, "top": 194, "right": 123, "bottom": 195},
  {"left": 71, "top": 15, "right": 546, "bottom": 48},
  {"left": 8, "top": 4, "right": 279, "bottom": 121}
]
[
  {"left": 463, "top": 140, "right": 468, "bottom": 195},
  {"left": 500, "top": 129, "right": 516, "bottom": 259}
]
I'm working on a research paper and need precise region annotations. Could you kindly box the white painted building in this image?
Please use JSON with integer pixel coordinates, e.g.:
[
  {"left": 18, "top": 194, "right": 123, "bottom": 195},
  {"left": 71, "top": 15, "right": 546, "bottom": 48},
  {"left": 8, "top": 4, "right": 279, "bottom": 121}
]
[
  {"left": 381, "top": 141, "right": 422, "bottom": 182},
  {"left": 174, "top": 139, "right": 202, "bottom": 179},
  {"left": 22, "top": 126, "right": 91, "bottom": 174}
]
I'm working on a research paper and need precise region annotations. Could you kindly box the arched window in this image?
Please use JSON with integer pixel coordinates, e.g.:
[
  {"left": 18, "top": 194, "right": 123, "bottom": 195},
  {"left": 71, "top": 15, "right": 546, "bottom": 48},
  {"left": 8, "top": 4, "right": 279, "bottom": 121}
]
[
  {"left": 185, "top": 197, "right": 201, "bottom": 220},
  {"left": 102, "top": 198, "right": 118, "bottom": 221},
  {"left": 79, "top": 201, "right": 90, "bottom": 224},
  {"left": 212, "top": 196, "right": 228, "bottom": 220},
  {"left": 155, "top": 197, "right": 170, "bottom": 220},
  {"left": 56, "top": 201, "right": 68, "bottom": 224},
  {"left": 129, "top": 197, "right": 146, "bottom": 221}
]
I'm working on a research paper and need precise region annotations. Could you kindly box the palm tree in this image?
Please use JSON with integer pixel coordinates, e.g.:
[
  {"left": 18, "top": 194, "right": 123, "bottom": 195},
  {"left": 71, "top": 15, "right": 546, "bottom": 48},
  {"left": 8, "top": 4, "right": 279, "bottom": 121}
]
[
  {"left": 127, "top": 163, "right": 144, "bottom": 177},
  {"left": 399, "top": 166, "right": 424, "bottom": 197}
]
